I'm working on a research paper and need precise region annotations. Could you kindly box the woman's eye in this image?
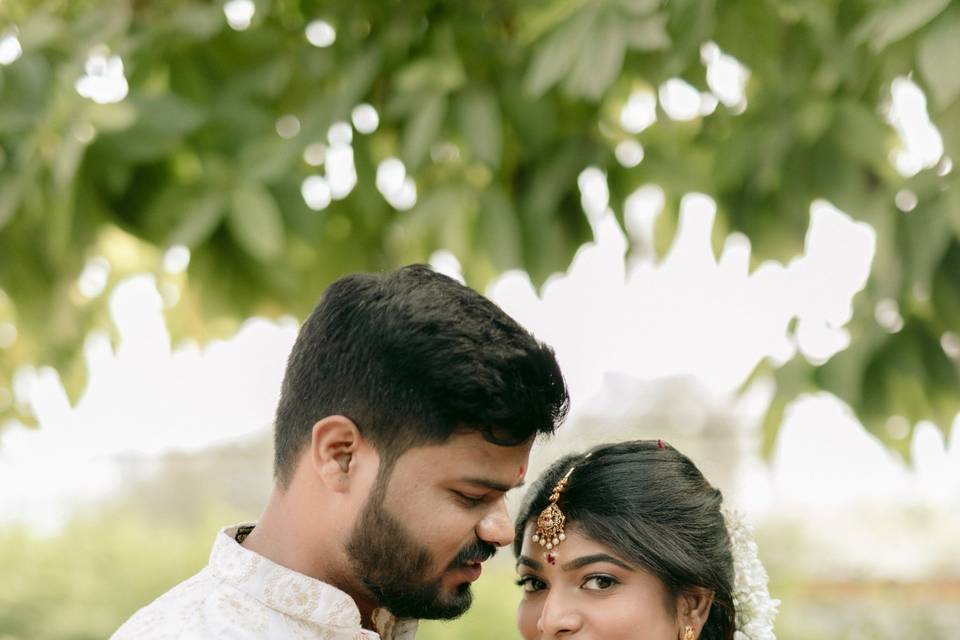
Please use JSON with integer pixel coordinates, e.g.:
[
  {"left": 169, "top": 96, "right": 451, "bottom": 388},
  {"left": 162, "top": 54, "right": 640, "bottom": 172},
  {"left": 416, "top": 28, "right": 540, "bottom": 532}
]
[
  {"left": 516, "top": 576, "right": 547, "bottom": 593},
  {"left": 582, "top": 575, "right": 619, "bottom": 590}
]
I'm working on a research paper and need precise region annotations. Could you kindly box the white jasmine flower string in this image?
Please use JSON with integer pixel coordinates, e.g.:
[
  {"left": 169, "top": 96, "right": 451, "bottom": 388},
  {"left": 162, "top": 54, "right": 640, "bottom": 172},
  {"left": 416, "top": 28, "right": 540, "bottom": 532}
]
[{"left": 724, "top": 510, "right": 780, "bottom": 640}]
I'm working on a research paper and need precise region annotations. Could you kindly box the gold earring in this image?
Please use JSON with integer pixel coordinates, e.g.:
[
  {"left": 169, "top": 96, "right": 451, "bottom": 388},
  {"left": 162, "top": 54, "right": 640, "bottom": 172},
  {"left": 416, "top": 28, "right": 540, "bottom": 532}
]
[{"left": 682, "top": 625, "right": 694, "bottom": 640}]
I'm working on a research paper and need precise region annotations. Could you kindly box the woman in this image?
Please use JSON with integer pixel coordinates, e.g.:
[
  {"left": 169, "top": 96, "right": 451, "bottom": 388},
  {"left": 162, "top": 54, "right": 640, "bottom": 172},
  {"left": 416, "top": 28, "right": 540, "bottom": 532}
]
[{"left": 514, "top": 440, "right": 777, "bottom": 640}]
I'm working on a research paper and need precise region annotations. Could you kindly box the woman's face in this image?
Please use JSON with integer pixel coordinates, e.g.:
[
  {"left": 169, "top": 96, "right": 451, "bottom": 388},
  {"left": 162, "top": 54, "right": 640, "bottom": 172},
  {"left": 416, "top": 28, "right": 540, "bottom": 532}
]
[{"left": 516, "top": 523, "right": 679, "bottom": 640}]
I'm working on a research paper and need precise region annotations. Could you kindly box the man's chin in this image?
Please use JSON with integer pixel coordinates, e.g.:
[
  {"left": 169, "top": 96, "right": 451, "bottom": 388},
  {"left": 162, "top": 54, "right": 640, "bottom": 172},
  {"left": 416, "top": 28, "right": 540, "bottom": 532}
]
[
  {"left": 419, "top": 588, "right": 472, "bottom": 621},
  {"left": 376, "top": 578, "right": 473, "bottom": 621}
]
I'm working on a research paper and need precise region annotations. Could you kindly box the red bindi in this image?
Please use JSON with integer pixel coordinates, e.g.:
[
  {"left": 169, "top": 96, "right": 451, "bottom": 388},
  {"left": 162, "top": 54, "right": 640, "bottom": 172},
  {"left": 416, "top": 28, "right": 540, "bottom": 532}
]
[{"left": 546, "top": 552, "right": 557, "bottom": 565}]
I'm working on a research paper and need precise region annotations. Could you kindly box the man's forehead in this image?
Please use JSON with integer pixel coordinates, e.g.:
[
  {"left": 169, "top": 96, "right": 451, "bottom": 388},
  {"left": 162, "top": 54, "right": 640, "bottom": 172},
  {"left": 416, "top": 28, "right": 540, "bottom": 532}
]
[{"left": 398, "top": 431, "right": 532, "bottom": 476}]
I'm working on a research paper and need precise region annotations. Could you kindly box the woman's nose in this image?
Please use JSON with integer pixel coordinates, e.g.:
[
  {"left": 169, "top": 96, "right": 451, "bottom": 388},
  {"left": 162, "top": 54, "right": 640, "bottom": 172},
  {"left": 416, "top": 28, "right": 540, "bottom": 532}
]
[{"left": 536, "top": 589, "right": 583, "bottom": 637}]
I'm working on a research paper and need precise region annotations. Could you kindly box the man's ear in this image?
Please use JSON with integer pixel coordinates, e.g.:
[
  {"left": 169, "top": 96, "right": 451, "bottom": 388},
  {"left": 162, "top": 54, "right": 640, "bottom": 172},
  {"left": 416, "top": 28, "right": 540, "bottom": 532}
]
[
  {"left": 309, "top": 415, "right": 362, "bottom": 491},
  {"left": 677, "top": 587, "right": 714, "bottom": 638}
]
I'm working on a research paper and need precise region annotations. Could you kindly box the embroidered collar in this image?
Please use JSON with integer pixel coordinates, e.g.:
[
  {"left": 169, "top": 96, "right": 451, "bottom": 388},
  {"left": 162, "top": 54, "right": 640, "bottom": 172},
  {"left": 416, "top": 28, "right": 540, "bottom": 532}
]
[{"left": 210, "top": 524, "right": 417, "bottom": 639}]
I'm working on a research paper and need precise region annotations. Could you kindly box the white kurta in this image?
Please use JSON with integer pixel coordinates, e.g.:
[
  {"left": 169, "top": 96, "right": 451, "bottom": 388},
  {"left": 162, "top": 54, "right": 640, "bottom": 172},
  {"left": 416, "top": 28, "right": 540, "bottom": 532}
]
[{"left": 112, "top": 524, "right": 419, "bottom": 640}]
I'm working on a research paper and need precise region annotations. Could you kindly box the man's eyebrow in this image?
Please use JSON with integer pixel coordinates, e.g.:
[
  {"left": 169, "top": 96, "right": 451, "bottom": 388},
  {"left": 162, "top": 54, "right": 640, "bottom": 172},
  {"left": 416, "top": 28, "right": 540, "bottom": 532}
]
[
  {"left": 561, "top": 553, "right": 635, "bottom": 572},
  {"left": 460, "top": 477, "right": 525, "bottom": 492},
  {"left": 516, "top": 555, "right": 542, "bottom": 571}
]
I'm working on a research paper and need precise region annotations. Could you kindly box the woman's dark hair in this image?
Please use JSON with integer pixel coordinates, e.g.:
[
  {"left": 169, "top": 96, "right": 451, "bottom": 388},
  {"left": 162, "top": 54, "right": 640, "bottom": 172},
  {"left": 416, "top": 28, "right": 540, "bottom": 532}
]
[
  {"left": 273, "top": 264, "right": 569, "bottom": 487},
  {"left": 515, "top": 440, "right": 736, "bottom": 640}
]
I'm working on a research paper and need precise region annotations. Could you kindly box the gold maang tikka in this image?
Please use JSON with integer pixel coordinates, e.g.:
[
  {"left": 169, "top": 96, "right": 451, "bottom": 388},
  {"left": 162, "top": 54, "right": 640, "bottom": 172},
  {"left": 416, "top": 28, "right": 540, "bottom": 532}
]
[{"left": 531, "top": 453, "right": 591, "bottom": 563}]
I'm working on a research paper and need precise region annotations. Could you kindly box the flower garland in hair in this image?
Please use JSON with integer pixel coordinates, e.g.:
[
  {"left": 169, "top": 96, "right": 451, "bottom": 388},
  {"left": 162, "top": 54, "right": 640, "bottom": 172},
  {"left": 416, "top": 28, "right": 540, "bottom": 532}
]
[{"left": 723, "top": 510, "right": 780, "bottom": 640}]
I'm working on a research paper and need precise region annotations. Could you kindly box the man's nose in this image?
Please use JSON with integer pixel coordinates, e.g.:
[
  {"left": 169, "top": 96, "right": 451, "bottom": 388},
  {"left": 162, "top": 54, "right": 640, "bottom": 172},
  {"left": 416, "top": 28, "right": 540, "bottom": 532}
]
[{"left": 476, "top": 497, "right": 514, "bottom": 547}]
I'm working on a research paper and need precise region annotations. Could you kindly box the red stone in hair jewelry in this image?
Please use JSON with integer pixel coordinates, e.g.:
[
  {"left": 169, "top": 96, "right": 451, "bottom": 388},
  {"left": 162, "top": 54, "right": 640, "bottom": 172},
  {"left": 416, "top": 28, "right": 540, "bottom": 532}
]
[{"left": 657, "top": 439, "right": 665, "bottom": 449}]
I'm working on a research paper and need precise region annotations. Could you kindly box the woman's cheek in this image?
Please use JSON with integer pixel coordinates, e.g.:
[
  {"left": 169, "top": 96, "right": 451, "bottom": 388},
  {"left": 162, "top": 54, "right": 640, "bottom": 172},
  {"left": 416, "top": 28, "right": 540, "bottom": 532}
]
[
  {"left": 587, "top": 589, "right": 675, "bottom": 640},
  {"left": 587, "top": 597, "right": 635, "bottom": 637}
]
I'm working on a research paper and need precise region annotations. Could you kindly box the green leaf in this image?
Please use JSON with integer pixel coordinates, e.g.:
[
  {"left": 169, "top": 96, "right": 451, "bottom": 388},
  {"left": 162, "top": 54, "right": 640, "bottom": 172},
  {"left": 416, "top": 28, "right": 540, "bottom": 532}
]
[
  {"left": 402, "top": 94, "right": 447, "bottom": 170},
  {"left": 457, "top": 88, "right": 503, "bottom": 169},
  {"left": 167, "top": 192, "right": 226, "bottom": 248},
  {"left": 86, "top": 102, "right": 138, "bottom": 133},
  {"left": 795, "top": 99, "right": 834, "bottom": 143},
  {"left": 859, "top": 322, "right": 960, "bottom": 435},
  {"left": 96, "top": 94, "right": 206, "bottom": 162},
  {"left": 5, "top": 53, "right": 50, "bottom": 109},
  {"left": 227, "top": 182, "right": 285, "bottom": 262},
  {"left": 394, "top": 56, "right": 466, "bottom": 95},
  {"left": 47, "top": 181, "right": 75, "bottom": 264},
  {"left": 0, "top": 105, "right": 39, "bottom": 133},
  {"left": 0, "top": 177, "right": 23, "bottom": 232},
  {"left": 169, "top": 3, "right": 224, "bottom": 41},
  {"left": 71, "top": 2, "right": 131, "bottom": 49},
  {"left": 832, "top": 100, "right": 891, "bottom": 169},
  {"left": 565, "top": 9, "right": 626, "bottom": 101},
  {"left": 237, "top": 136, "right": 300, "bottom": 184},
  {"left": 525, "top": 8, "right": 598, "bottom": 97},
  {"left": 899, "top": 198, "right": 952, "bottom": 298},
  {"left": 618, "top": 0, "right": 662, "bottom": 17},
  {"left": 853, "top": 0, "right": 951, "bottom": 51},
  {"left": 335, "top": 48, "right": 384, "bottom": 115},
  {"left": 226, "top": 58, "right": 294, "bottom": 101},
  {"left": 18, "top": 11, "right": 65, "bottom": 48},
  {"left": 932, "top": 243, "right": 960, "bottom": 330},
  {"left": 918, "top": 12, "right": 960, "bottom": 110},
  {"left": 478, "top": 187, "right": 523, "bottom": 270},
  {"left": 944, "top": 181, "right": 960, "bottom": 240},
  {"left": 814, "top": 318, "right": 887, "bottom": 415},
  {"left": 52, "top": 129, "right": 87, "bottom": 187},
  {"left": 622, "top": 13, "right": 670, "bottom": 50}
]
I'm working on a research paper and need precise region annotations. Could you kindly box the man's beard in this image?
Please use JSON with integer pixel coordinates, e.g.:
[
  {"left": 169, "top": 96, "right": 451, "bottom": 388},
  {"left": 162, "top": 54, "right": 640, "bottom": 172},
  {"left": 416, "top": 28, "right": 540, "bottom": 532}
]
[{"left": 345, "top": 483, "right": 497, "bottom": 620}]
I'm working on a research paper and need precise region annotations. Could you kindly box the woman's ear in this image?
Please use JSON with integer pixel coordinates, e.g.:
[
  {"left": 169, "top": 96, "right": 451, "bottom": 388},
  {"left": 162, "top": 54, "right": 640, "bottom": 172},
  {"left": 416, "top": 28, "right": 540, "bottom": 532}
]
[
  {"left": 677, "top": 587, "right": 714, "bottom": 638},
  {"left": 309, "top": 415, "right": 362, "bottom": 491}
]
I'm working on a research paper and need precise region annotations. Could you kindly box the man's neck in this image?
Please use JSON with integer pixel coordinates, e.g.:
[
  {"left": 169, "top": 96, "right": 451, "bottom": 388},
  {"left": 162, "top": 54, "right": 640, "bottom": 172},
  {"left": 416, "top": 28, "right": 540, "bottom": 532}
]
[{"left": 239, "top": 487, "right": 381, "bottom": 630}]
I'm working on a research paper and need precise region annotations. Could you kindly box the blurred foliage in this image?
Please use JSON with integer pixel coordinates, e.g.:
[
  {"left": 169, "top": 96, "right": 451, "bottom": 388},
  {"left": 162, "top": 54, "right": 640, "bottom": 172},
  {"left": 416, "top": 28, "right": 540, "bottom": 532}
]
[
  {"left": 2, "top": 505, "right": 957, "bottom": 639},
  {"left": 0, "top": 0, "right": 958, "bottom": 447},
  {"left": 0, "top": 508, "right": 242, "bottom": 640}
]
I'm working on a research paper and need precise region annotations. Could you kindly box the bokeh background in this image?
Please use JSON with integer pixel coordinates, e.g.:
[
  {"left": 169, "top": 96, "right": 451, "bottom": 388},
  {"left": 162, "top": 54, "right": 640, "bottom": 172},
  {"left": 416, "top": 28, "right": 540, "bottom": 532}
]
[{"left": 1, "top": 1, "right": 959, "bottom": 638}]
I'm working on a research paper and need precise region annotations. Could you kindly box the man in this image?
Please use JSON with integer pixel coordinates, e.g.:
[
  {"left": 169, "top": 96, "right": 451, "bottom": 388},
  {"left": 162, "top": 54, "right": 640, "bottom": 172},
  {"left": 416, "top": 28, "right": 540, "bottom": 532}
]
[{"left": 113, "top": 264, "right": 569, "bottom": 639}]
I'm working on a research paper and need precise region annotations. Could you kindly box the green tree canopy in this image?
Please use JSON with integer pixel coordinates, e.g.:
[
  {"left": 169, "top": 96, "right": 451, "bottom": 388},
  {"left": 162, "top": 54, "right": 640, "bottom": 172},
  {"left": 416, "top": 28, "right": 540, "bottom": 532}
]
[{"left": 1, "top": 0, "right": 958, "bottom": 449}]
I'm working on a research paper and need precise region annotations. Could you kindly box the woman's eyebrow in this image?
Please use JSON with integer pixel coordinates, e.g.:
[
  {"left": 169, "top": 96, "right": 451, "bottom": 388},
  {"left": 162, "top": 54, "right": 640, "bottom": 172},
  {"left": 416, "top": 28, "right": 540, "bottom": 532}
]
[
  {"left": 561, "top": 553, "right": 634, "bottom": 572},
  {"left": 516, "top": 555, "right": 542, "bottom": 570}
]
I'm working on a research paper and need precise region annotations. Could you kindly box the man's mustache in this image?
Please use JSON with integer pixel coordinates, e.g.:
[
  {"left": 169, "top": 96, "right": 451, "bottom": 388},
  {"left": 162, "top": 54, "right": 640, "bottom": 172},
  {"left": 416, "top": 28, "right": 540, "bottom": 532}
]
[{"left": 449, "top": 539, "right": 497, "bottom": 568}]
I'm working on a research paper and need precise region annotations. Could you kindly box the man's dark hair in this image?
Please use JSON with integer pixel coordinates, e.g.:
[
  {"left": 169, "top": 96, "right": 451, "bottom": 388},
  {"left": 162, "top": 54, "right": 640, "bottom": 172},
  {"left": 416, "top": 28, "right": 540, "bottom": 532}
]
[
  {"left": 515, "top": 440, "right": 737, "bottom": 640},
  {"left": 273, "top": 264, "right": 569, "bottom": 486}
]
